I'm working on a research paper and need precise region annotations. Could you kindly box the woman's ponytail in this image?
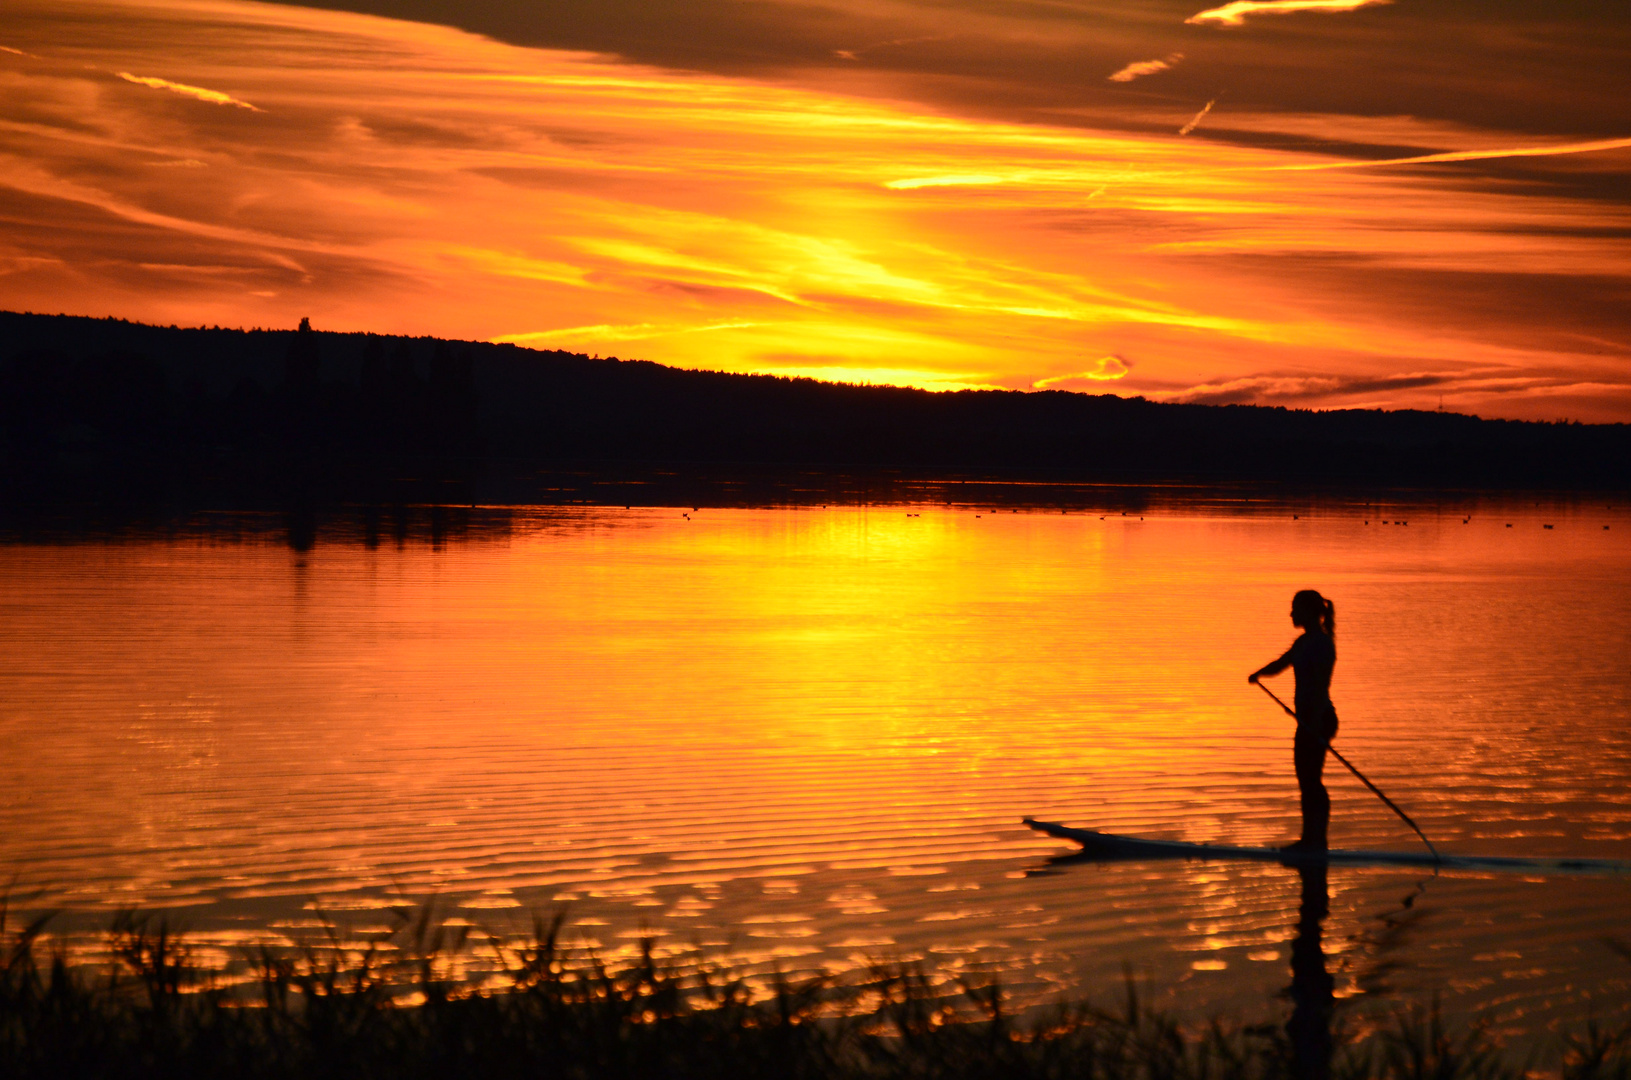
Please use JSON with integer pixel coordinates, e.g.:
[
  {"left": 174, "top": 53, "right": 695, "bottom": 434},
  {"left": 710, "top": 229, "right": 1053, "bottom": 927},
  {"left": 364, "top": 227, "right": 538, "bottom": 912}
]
[{"left": 1292, "top": 589, "right": 1335, "bottom": 638}]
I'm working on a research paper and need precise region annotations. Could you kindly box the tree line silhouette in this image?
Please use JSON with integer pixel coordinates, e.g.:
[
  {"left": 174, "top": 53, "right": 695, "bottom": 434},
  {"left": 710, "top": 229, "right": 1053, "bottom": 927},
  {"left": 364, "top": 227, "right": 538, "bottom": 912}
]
[{"left": 2, "top": 311, "right": 1626, "bottom": 506}]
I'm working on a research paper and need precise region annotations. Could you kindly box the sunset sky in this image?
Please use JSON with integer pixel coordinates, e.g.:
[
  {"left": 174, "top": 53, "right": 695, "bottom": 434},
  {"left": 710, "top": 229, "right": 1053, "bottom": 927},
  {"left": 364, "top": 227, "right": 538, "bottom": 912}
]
[{"left": 3, "top": 0, "right": 1629, "bottom": 419}]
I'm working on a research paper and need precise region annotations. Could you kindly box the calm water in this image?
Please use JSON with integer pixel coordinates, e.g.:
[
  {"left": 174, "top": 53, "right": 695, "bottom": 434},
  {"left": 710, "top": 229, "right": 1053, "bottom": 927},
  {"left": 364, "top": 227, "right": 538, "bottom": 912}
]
[{"left": 2, "top": 493, "right": 1628, "bottom": 1045}]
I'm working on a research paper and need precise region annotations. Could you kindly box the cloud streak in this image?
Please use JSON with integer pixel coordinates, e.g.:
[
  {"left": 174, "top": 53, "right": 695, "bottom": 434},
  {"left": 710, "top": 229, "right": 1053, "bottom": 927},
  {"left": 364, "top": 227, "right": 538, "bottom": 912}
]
[
  {"left": 1154, "top": 368, "right": 1631, "bottom": 421},
  {"left": 1108, "top": 54, "right": 1182, "bottom": 83},
  {"left": 1033, "top": 356, "right": 1132, "bottom": 388},
  {"left": 1163, "top": 371, "right": 1452, "bottom": 406},
  {"left": 1271, "top": 135, "right": 1631, "bottom": 172},
  {"left": 1179, "top": 98, "right": 1216, "bottom": 136},
  {"left": 1186, "top": 0, "right": 1390, "bottom": 28},
  {"left": 117, "top": 71, "right": 261, "bottom": 110},
  {"left": 1, "top": 0, "right": 1629, "bottom": 420}
]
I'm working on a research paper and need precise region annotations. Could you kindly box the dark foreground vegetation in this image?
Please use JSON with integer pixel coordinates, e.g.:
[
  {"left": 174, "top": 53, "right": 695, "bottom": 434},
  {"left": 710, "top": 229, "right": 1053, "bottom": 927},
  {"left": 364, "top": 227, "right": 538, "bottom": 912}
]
[
  {"left": 3, "top": 312, "right": 1628, "bottom": 511},
  {"left": 3, "top": 907, "right": 1629, "bottom": 1080}
]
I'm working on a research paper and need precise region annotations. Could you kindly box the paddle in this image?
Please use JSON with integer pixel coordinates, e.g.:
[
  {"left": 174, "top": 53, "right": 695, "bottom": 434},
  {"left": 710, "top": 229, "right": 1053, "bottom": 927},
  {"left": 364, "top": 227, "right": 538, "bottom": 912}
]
[{"left": 1255, "top": 681, "right": 1441, "bottom": 864}]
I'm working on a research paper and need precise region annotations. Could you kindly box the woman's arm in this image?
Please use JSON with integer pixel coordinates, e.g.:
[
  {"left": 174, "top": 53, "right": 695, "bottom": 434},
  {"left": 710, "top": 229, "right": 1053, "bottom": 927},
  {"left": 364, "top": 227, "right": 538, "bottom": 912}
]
[{"left": 1248, "top": 641, "right": 1297, "bottom": 683}]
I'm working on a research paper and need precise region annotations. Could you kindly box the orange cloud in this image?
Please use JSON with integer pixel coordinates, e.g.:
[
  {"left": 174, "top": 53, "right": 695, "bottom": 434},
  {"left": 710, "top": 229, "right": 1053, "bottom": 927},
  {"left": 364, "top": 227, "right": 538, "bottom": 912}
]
[
  {"left": 1179, "top": 99, "right": 1216, "bottom": 136},
  {"left": 1187, "top": 0, "right": 1390, "bottom": 27},
  {"left": 116, "top": 71, "right": 260, "bottom": 110},
  {"left": 1271, "top": 135, "right": 1631, "bottom": 171},
  {"left": 1088, "top": 356, "right": 1131, "bottom": 380},
  {"left": 0, "top": 0, "right": 1628, "bottom": 421},
  {"left": 1032, "top": 356, "right": 1132, "bottom": 388},
  {"left": 1108, "top": 54, "right": 1182, "bottom": 83}
]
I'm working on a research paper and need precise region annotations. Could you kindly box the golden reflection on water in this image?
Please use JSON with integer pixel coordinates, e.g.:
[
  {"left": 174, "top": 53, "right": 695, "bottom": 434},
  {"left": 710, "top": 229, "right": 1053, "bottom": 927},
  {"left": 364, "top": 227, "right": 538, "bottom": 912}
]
[{"left": 1, "top": 499, "right": 1628, "bottom": 1030}]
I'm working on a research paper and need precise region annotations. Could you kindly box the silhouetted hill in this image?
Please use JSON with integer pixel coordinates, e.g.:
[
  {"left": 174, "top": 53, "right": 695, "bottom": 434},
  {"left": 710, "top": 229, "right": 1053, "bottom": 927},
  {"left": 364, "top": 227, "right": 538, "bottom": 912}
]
[{"left": 2, "top": 311, "right": 1626, "bottom": 505}]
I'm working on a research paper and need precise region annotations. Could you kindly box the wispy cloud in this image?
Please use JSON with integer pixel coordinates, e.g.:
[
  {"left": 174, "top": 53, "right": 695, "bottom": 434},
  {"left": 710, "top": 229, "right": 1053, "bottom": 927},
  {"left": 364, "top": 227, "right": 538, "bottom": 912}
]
[
  {"left": 1108, "top": 54, "right": 1182, "bottom": 83},
  {"left": 1187, "top": 0, "right": 1390, "bottom": 28},
  {"left": 116, "top": 72, "right": 260, "bottom": 111},
  {"left": 1271, "top": 135, "right": 1631, "bottom": 171},
  {"left": 1164, "top": 371, "right": 1450, "bottom": 406},
  {"left": 832, "top": 35, "right": 951, "bottom": 62},
  {"left": 883, "top": 173, "right": 1013, "bottom": 190},
  {"left": 1179, "top": 98, "right": 1216, "bottom": 136},
  {"left": 1033, "top": 356, "right": 1132, "bottom": 387},
  {"left": 1149, "top": 368, "right": 1631, "bottom": 420},
  {"left": 4, "top": 0, "right": 1630, "bottom": 421}
]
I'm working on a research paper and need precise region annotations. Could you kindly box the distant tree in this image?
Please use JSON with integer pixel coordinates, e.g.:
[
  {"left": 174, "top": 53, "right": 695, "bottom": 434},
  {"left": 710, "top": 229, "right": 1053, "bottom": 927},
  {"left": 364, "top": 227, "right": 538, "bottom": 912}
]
[
  {"left": 359, "top": 336, "right": 387, "bottom": 401},
  {"left": 427, "top": 341, "right": 478, "bottom": 453},
  {"left": 283, "top": 317, "right": 319, "bottom": 403}
]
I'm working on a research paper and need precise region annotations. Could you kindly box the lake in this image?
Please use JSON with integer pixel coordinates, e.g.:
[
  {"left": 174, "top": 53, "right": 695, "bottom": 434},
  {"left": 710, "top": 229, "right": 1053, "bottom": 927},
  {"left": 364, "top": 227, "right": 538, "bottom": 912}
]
[{"left": 2, "top": 489, "right": 1627, "bottom": 1051}]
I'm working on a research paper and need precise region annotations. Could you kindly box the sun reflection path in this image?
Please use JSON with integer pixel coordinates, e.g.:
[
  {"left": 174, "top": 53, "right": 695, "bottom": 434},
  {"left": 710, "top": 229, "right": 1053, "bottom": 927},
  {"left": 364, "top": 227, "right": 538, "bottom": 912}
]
[{"left": 1, "top": 0, "right": 1630, "bottom": 417}]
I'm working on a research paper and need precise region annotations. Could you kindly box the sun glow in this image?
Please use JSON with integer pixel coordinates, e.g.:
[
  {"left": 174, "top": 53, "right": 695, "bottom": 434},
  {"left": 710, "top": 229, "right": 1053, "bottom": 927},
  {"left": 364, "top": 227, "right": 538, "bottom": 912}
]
[{"left": 1, "top": 0, "right": 1629, "bottom": 418}]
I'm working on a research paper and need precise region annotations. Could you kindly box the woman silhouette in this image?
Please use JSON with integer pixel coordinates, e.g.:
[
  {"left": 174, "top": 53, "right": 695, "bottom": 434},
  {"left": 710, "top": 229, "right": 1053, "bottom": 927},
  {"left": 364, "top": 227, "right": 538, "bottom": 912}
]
[{"left": 1249, "top": 590, "right": 1338, "bottom": 851}]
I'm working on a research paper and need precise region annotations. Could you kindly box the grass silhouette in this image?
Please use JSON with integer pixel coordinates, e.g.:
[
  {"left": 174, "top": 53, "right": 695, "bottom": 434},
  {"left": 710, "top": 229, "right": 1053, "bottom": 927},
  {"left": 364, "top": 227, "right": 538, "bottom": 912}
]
[{"left": 2, "top": 902, "right": 1627, "bottom": 1079}]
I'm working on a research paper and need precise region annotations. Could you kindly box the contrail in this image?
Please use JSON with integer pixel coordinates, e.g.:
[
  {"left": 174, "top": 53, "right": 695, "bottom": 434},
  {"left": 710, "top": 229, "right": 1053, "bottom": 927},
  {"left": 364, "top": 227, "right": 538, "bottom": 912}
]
[
  {"left": 1179, "top": 98, "right": 1216, "bottom": 136},
  {"left": 1272, "top": 135, "right": 1631, "bottom": 171}
]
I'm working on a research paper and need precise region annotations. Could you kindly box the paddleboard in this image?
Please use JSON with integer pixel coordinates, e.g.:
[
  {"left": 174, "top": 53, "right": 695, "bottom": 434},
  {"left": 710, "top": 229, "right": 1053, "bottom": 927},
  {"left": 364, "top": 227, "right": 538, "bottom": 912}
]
[{"left": 1023, "top": 818, "right": 1631, "bottom": 875}]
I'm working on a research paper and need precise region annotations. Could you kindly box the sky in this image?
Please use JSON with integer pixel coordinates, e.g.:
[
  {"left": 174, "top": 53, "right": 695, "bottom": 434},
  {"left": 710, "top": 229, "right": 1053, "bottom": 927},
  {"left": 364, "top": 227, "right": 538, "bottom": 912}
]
[{"left": 2, "top": 0, "right": 1629, "bottom": 420}]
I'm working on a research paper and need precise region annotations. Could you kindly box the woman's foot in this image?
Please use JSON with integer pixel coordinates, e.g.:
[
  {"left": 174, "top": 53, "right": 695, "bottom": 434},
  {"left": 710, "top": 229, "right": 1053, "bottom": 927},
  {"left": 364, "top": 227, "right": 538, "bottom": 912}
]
[{"left": 1279, "top": 838, "right": 1327, "bottom": 853}]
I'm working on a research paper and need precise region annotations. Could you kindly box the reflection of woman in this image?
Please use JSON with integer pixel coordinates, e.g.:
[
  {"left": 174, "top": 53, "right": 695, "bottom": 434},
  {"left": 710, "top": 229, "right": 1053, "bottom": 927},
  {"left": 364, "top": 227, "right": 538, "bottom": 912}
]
[
  {"left": 1287, "top": 864, "right": 1334, "bottom": 1080},
  {"left": 1249, "top": 590, "right": 1339, "bottom": 852}
]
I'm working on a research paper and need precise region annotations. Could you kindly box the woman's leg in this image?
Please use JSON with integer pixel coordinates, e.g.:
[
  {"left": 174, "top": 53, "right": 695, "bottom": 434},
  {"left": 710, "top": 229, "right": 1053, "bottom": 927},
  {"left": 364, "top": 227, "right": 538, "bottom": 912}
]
[{"left": 1294, "top": 728, "right": 1330, "bottom": 847}]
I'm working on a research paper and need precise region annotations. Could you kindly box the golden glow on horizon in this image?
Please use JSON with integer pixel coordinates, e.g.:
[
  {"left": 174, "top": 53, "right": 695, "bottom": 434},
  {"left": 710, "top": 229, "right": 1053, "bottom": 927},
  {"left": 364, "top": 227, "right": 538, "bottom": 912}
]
[{"left": 1, "top": 0, "right": 1629, "bottom": 419}]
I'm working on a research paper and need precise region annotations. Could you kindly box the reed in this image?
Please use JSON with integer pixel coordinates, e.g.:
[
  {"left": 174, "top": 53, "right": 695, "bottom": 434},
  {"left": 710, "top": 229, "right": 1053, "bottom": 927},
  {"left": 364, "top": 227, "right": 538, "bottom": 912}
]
[{"left": 1, "top": 904, "right": 1626, "bottom": 1080}]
